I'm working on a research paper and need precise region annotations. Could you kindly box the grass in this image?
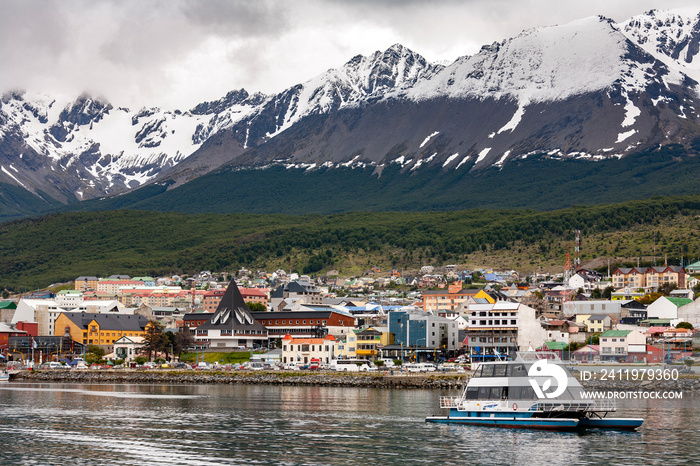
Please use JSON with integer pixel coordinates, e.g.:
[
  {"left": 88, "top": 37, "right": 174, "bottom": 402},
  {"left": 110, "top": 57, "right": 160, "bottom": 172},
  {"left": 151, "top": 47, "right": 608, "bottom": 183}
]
[{"left": 179, "top": 351, "right": 252, "bottom": 365}]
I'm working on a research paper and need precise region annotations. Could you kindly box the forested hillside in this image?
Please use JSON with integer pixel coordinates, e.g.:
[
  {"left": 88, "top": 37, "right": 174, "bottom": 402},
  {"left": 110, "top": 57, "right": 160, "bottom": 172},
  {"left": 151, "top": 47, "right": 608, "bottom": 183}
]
[{"left": 2, "top": 195, "right": 699, "bottom": 291}]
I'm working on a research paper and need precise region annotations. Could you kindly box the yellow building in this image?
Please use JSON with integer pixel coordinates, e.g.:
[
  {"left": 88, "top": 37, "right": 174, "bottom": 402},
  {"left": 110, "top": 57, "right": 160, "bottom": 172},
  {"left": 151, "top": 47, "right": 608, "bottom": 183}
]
[
  {"left": 74, "top": 276, "right": 100, "bottom": 291},
  {"left": 352, "top": 327, "right": 395, "bottom": 361},
  {"left": 55, "top": 311, "right": 150, "bottom": 352}
]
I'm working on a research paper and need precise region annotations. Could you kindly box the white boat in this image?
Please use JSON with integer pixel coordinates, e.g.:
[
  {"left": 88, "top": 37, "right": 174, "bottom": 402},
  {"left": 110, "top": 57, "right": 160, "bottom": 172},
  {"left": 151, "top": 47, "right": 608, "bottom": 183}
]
[
  {"left": 426, "top": 351, "right": 643, "bottom": 430},
  {"left": 0, "top": 371, "right": 10, "bottom": 382}
]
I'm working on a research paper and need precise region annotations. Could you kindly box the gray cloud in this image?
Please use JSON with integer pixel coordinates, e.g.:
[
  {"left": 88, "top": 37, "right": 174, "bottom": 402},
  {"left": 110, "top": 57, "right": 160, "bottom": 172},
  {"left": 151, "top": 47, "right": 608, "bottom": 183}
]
[{"left": 1, "top": 0, "right": 698, "bottom": 109}]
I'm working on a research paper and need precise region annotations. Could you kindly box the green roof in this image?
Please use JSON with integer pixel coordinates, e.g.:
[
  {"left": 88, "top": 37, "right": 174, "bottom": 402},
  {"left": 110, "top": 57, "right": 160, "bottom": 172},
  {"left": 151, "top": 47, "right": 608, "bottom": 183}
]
[
  {"left": 600, "top": 330, "right": 632, "bottom": 337},
  {"left": 0, "top": 301, "right": 17, "bottom": 309},
  {"left": 542, "top": 341, "right": 567, "bottom": 350},
  {"left": 667, "top": 297, "right": 693, "bottom": 308}
]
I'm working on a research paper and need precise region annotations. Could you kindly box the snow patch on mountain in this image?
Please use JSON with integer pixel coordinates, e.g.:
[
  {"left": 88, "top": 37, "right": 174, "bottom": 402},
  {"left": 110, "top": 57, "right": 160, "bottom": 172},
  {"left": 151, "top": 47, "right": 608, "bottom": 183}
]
[{"left": 420, "top": 131, "right": 439, "bottom": 148}]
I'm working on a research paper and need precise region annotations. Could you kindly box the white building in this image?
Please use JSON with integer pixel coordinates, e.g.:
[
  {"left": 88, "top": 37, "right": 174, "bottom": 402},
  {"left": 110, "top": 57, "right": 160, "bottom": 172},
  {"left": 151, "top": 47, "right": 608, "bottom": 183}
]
[
  {"left": 113, "top": 336, "right": 145, "bottom": 361},
  {"left": 465, "top": 302, "right": 546, "bottom": 357},
  {"left": 13, "top": 298, "right": 125, "bottom": 337},
  {"left": 281, "top": 334, "right": 337, "bottom": 364},
  {"left": 647, "top": 296, "right": 693, "bottom": 320}
]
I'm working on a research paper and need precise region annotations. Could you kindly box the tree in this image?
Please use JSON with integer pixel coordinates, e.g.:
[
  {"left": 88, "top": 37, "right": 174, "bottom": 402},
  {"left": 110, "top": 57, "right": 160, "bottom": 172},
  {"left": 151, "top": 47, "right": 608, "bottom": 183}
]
[
  {"left": 246, "top": 302, "right": 267, "bottom": 312},
  {"left": 85, "top": 344, "right": 105, "bottom": 364},
  {"left": 590, "top": 288, "right": 602, "bottom": 299},
  {"left": 677, "top": 322, "right": 694, "bottom": 330},
  {"left": 173, "top": 329, "right": 195, "bottom": 358},
  {"left": 143, "top": 321, "right": 168, "bottom": 361},
  {"left": 135, "top": 356, "right": 148, "bottom": 365},
  {"left": 602, "top": 286, "right": 614, "bottom": 299}
]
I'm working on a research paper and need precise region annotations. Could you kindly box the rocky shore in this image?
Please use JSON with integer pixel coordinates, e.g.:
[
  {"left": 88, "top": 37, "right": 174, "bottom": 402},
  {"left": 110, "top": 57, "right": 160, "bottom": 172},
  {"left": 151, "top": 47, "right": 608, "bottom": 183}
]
[
  {"left": 11, "top": 369, "right": 700, "bottom": 392},
  {"left": 11, "top": 369, "right": 467, "bottom": 389}
]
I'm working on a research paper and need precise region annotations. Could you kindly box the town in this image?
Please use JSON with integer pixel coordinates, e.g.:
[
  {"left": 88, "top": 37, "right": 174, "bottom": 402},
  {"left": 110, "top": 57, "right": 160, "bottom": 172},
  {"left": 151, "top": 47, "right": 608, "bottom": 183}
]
[{"left": 1, "top": 256, "right": 699, "bottom": 372}]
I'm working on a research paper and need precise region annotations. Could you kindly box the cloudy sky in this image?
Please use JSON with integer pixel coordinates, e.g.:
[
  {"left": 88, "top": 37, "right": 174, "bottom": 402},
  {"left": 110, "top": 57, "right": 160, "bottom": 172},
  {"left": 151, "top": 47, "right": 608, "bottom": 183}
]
[{"left": 1, "top": 0, "right": 698, "bottom": 109}]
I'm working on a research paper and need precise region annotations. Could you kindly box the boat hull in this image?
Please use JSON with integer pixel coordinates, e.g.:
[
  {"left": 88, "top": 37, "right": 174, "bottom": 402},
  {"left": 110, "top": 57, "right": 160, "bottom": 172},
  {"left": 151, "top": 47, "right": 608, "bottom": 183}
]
[
  {"left": 425, "top": 415, "right": 580, "bottom": 430},
  {"left": 577, "top": 417, "right": 643, "bottom": 430}
]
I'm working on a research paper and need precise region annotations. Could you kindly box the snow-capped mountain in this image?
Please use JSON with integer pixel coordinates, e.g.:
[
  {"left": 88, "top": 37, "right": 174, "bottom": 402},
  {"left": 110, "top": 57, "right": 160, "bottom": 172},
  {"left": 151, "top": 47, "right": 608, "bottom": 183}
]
[
  {"left": 0, "top": 89, "right": 264, "bottom": 203},
  {"left": 1, "top": 8, "right": 699, "bottom": 215}
]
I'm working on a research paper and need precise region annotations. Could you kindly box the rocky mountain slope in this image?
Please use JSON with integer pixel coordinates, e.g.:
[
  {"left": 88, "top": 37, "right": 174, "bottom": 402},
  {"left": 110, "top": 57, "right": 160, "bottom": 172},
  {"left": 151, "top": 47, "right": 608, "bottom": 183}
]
[{"left": 1, "top": 9, "right": 699, "bottom": 218}]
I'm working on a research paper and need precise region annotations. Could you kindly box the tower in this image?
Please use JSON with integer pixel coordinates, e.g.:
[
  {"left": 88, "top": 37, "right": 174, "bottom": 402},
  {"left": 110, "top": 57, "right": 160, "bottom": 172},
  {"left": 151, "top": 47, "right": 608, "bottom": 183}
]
[{"left": 564, "top": 245, "right": 572, "bottom": 283}]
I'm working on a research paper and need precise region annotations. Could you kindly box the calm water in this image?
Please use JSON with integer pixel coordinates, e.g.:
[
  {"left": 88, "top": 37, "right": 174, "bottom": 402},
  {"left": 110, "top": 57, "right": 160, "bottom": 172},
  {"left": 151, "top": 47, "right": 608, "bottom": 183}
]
[{"left": 0, "top": 382, "right": 698, "bottom": 465}]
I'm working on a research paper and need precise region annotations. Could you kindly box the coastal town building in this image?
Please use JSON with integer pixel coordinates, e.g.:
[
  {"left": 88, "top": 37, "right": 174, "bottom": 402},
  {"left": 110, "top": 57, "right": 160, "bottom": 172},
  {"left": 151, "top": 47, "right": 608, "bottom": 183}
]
[
  {"left": 281, "top": 334, "right": 337, "bottom": 364},
  {"left": 465, "top": 302, "right": 546, "bottom": 359},
  {"left": 251, "top": 310, "right": 355, "bottom": 339},
  {"left": 612, "top": 266, "right": 686, "bottom": 291},
  {"left": 12, "top": 298, "right": 124, "bottom": 337},
  {"left": 388, "top": 307, "right": 459, "bottom": 355},
  {"left": 194, "top": 280, "right": 268, "bottom": 349},
  {"left": 270, "top": 281, "right": 323, "bottom": 311},
  {"left": 113, "top": 336, "right": 146, "bottom": 361},
  {"left": 55, "top": 311, "right": 150, "bottom": 352},
  {"left": 646, "top": 296, "right": 693, "bottom": 320},
  {"left": 421, "top": 282, "right": 479, "bottom": 313},
  {"left": 599, "top": 329, "right": 646, "bottom": 361}
]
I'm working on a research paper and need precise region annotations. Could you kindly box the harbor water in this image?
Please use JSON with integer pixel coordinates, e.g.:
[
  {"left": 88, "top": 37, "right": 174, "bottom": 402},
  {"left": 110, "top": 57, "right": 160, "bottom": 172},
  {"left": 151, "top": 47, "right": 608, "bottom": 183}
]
[{"left": 1, "top": 382, "right": 698, "bottom": 465}]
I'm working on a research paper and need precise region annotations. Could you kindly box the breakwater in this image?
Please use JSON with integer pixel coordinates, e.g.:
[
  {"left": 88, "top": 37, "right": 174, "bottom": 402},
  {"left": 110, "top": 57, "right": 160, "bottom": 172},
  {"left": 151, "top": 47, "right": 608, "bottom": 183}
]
[
  {"left": 12, "top": 369, "right": 700, "bottom": 391},
  {"left": 12, "top": 370, "right": 467, "bottom": 389}
]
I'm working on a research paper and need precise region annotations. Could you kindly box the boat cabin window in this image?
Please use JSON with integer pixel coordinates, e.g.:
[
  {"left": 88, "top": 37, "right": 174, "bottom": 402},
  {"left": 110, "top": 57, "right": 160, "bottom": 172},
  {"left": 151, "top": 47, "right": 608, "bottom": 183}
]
[
  {"left": 510, "top": 364, "right": 527, "bottom": 377},
  {"left": 493, "top": 365, "right": 507, "bottom": 377},
  {"left": 477, "top": 387, "right": 505, "bottom": 400},
  {"left": 480, "top": 365, "right": 495, "bottom": 377},
  {"left": 508, "top": 386, "right": 538, "bottom": 400},
  {"left": 465, "top": 387, "right": 479, "bottom": 400}
]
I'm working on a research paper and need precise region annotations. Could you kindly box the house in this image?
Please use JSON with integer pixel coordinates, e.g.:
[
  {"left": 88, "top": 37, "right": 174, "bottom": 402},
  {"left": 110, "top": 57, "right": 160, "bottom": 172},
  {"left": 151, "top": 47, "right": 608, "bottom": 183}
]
[
  {"left": 281, "top": 334, "right": 337, "bottom": 364},
  {"left": 644, "top": 326, "right": 669, "bottom": 341},
  {"left": 113, "top": 336, "right": 145, "bottom": 361},
  {"left": 647, "top": 296, "right": 693, "bottom": 320},
  {"left": 270, "top": 281, "right": 323, "bottom": 310},
  {"left": 537, "top": 341, "right": 566, "bottom": 358},
  {"left": 628, "top": 345, "right": 665, "bottom": 363},
  {"left": 194, "top": 279, "right": 268, "bottom": 349},
  {"left": 572, "top": 344, "right": 600, "bottom": 362},
  {"left": 599, "top": 329, "right": 646, "bottom": 361},
  {"left": 584, "top": 314, "right": 614, "bottom": 333},
  {"left": 619, "top": 300, "right": 648, "bottom": 325}
]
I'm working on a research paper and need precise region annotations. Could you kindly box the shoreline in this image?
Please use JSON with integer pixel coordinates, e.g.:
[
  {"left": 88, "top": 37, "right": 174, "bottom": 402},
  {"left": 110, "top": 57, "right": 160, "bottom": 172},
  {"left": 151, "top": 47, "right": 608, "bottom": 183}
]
[{"left": 10, "top": 369, "right": 700, "bottom": 391}]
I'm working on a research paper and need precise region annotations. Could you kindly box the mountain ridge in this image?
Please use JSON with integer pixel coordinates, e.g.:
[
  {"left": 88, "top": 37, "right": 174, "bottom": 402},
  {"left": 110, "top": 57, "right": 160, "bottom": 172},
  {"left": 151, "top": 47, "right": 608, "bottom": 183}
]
[{"left": 1, "top": 8, "right": 700, "bottom": 219}]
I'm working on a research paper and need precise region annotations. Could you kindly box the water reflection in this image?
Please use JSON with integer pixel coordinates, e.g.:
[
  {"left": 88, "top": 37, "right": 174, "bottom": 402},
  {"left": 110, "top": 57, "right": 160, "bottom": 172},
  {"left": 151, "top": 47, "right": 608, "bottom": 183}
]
[{"left": 0, "top": 382, "right": 697, "bottom": 465}]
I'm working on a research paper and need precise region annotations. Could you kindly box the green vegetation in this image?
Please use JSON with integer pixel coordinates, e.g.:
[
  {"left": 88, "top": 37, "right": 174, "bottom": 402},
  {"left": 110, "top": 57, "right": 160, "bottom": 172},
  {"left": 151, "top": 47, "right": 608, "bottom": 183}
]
[
  {"left": 1, "top": 194, "right": 700, "bottom": 290},
  {"left": 179, "top": 352, "right": 251, "bottom": 365}
]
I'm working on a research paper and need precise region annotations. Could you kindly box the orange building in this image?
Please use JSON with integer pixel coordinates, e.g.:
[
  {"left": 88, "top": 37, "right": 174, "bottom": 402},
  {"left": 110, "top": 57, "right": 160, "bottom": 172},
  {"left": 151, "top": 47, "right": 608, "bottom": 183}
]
[{"left": 421, "top": 282, "right": 480, "bottom": 312}]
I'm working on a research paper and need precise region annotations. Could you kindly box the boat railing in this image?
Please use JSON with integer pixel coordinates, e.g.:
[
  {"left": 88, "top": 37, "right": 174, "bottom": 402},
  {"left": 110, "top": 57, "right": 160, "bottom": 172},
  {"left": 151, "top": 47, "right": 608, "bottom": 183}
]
[
  {"left": 439, "top": 396, "right": 463, "bottom": 409},
  {"left": 528, "top": 399, "right": 616, "bottom": 412}
]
